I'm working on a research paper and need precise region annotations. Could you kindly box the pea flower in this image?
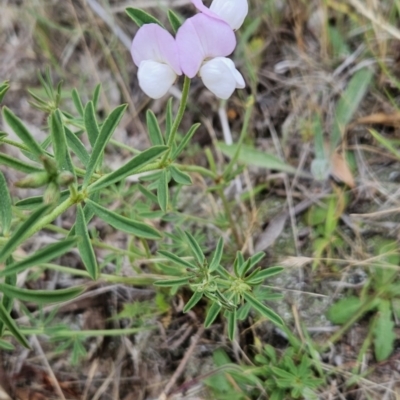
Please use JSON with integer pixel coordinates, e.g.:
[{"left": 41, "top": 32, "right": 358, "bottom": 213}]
[
  {"left": 176, "top": 13, "right": 245, "bottom": 99},
  {"left": 131, "top": 24, "right": 182, "bottom": 99},
  {"left": 191, "top": 0, "right": 248, "bottom": 30}
]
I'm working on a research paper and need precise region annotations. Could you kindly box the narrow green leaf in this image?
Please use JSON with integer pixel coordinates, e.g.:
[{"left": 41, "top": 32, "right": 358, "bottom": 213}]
[
  {"left": 205, "top": 302, "right": 222, "bottom": 327},
  {"left": 168, "top": 9, "right": 182, "bottom": 33},
  {"left": 2, "top": 107, "right": 45, "bottom": 158},
  {"left": 170, "top": 165, "right": 192, "bottom": 185},
  {"left": 0, "top": 283, "right": 84, "bottom": 304},
  {"left": 67, "top": 192, "right": 99, "bottom": 237},
  {"left": 83, "top": 104, "right": 127, "bottom": 188},
  {"left": 184, "top": 231, "right": 205, "bottom": 265},
  {"left": 0, "top": 205, "right": 50, "bottom": 263},
  {"left": 218, "top": 142, "right": 300, "bottom": 175},
  {"left": 0, "top": 339, "right": 14, "bottom": 350},
  {"left": 373, "top": 300, "right": 395, "bottom": 362},
  {"left": 71, "top": 88, "right": 84, "bottom": 116},
  {"left": 75, "top": 204, "right": 98, "bottom": 279},
  {"left": 86, "top": 199, "right": 161, "bottom": 239},
  {"left": 183, "top": 291, "right": 203, "bottom": 313},
  {"left": 92, "top": 84, "right": 101, "bottom": 109},
  {"left": 249, "top": 252, "right": 266, "bottom": 269},
  {"left": 227, "top": 310, "right": 237, "bottom": 340},
  {"left": 158, "top": 250, "right": 197, "bottom": 269},
  {"left": 50, "top": 109, "right": 70, "bottom": 172},
  {"left": 125, "top": 7, "right": 163, "bottom": 27},
  {"left": 245, "top": 266, "right": 284, "bottom": 284},
  {"left": 0, "top": 302, "right": 30, "bottom": 348},
  {"left": 84, "top": 101, "right": 100, "bottom": 148},
  {"left": 65, "top": 126, "right": 90, "bottom": 167},
  {"left": 369, "top": 128, "right": 400, "bottom": 160},
  {"left": 157, "top": 169, "right": 168, "bottom": 212},
  {"left": 0, "top": 82, "right": 10, "bottom": 103},
  {"left": 243, "top": 292, "right": 283, "bottom": 326},
  {"left": 0, "top": 153, "right": 42, "bottom": 174},
  {"left": 0, "top": 257, "right": 16, "bottom": 337},
  {"left": 154, "top": 277, "right": 190, "bottom": 287},
  {"left": 172, "top": 123, "right": 201, "bottom": 160},
  {"left": 146, "top": 110, "right": 164, "bottom": 145},
  {"left": 88, "top": 146, "right": 168, "bottom": 193},
  {"left": 209, "top": 237, "right": 224, "bottom": 272},
  {"left": 331, "top": 68, "right": 374, "bottom": 150},
  {"left": 165, "top": 98, "right": 173, "bottom": 142},
  {"left": 0, "top": 239, "right": 77, "bottom": 278},
  {"left": 16, "top": 188, "right": 71, "bottom": 210},
  {"left": 0, "top": 171, "right": 12, "bottom": 236},
  {"left": 138, "top": 184, "right": 158, "bottom": 203}
]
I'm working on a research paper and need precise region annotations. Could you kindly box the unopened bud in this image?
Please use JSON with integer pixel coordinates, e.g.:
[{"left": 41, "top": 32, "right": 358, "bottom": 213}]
[
  {"left": 15, "top": 171, "right": 49, "bottom": 188},
  {"left": 41, "top": 156, "right": 58, "bottom": 176},
  {"left": 43, "top": 182, "right": 60, "bottom": 204},
  {"left": 57, "top": 171, "right": 75, "bottom": 186}
]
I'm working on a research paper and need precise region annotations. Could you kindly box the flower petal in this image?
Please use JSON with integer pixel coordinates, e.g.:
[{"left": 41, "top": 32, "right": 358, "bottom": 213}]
[
  {"left": 199, "top": 57, "right": 245, "bottom": 99},
  {"left": 137, "top": 60, "right": 177, "bottom": 99},
  {"left": 176, "top": 14, "right": 236, "bottom": 78},
  {"left": 131, "top": 24, "right": 181, "bottom": 75},
  {"left": 210, "top": 0, "right": 248, "bottom": 30},
  {"left": 191, "top": 0, "right": 223, "bottom": 21}
]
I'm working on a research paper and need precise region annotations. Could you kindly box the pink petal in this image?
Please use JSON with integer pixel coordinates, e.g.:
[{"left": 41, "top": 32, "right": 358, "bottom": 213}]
[
  {"left": 176, "top": 14, "right": 236, "bottom": 78},
  {"left": 191, "top": 0, "right": 223, "bottom": 21},
  {"left": 131, "top": 24, "right": 181, "bottom": 75}
]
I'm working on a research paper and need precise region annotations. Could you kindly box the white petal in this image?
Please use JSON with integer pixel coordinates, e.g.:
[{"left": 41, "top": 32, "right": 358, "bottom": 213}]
[
  {"left": 199, "top": 57, "right": 245, "bottom": 99},
  {"left": 137, "top": 60, "right": 177, "bottom": 99},
  {"left": 210, "top": 0, "right": 248, "bottom": 30}
]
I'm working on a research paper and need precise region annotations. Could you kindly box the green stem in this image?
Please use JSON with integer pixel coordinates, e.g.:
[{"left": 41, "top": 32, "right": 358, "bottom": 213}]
[
  {"left": 217, "top": 188, "right": 241, "bottom": 247},
  {"left": 179, "top": 164, "right": 216, "bottom": 179},
  {"left": 22, "top": 196, "right": 76, "bottom": 240},
  {"left": 161, "top": 76, "right": 191, "bottom": 164}
]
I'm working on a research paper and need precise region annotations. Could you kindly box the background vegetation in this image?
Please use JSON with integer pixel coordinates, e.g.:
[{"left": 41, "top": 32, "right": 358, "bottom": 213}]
[{"left": 1, "top": 0, "right": 400, "bottom": 399}]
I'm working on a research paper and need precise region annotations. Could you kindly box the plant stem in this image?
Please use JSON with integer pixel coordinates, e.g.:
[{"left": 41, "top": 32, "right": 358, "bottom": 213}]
[
  {"left": 217, "top": 188, "right": 241, "bottom": 247},
  {"left": 161, "top": 76, "right": 191, "bottom": 165},
  {"left": 179, "top": 164, "right": 216, "bottom": 179},
  {"left": 22, "top": 196, "right": 76, "bottom": 240}
]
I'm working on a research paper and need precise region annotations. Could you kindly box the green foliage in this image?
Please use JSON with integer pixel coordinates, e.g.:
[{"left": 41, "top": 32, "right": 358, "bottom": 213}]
[
  {"left": 125, "top": 7, "right": 164, "bottom": 27},
  {"left": 0, "top": 81, "right": 10, "bottom": 103},
  {"left": 168, "top": 9, "right": 183, "bottom": 33},
  {"left": 0, "top": 171, "right": 12, "bottom": 236},
  {"left": 255, "top": 345, "right": 324, "bottom": 399}
]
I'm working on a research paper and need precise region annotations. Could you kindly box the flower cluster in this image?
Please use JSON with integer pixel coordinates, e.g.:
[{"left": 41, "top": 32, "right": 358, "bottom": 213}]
[{"left": 131, "top": 0, "right": 248, "bottom": 100}]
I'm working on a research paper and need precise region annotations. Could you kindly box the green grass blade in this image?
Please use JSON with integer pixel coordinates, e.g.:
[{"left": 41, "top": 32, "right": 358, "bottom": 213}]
[
  {"left": 88, "top": 146, "right": 167, "bottom": 193},
  {"left": 0, "top": 171, "right": 12, "bottom": 236},
  {"left": 83, "top": 104, "right": 127, "bottom": 189},
  {"left": 0, "top": 239, "right": 77, "bottom": 278},
  {"left": 85, "top": 199, "right": 161, "bottom": 240},
  {"left": 331, "top": 68, "right": 374, "bottom": 150},
  {"left": 76, "top": 204, "right": 98, "bottom": 279},
  {"left": 0, "top": 283, "right": 84, "bottom": 304},
  {"left": 2, "top": 107, "right": 45, "bottom": 158}
]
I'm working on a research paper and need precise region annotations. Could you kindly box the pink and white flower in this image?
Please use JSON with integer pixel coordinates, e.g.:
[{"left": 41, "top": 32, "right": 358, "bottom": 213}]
[
  {"left": 176, "top": 13, "right": 245, "bottom": 99},
  {"left": 131, "top": 24, "right": 182, "bottom": 99},
  {"left": 191, "top": 0, "right": 248, "bottom": 30}
]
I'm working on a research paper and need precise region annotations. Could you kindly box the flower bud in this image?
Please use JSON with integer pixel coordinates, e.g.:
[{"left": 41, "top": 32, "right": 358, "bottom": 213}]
[
  {"left": 56, "top": 171, "right": 75, "bottom": 186},
  {"left": 43, "top": 182, "right": 60, "bottom": 204},
  {"left": 15, "top": 171, "right": 49, "bottom": 188}
]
